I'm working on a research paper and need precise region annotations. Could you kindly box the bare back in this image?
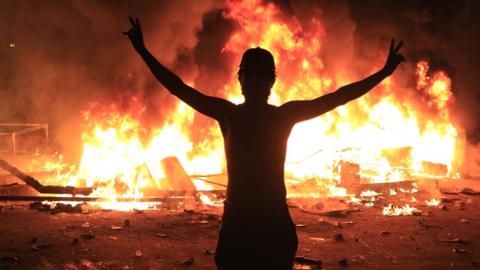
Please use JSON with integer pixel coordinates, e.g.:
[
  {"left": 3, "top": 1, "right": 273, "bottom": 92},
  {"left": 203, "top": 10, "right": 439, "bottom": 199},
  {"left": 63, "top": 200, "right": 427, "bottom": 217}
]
[{"left": 219, "top": 104, "right": 294, "bottom": 208}]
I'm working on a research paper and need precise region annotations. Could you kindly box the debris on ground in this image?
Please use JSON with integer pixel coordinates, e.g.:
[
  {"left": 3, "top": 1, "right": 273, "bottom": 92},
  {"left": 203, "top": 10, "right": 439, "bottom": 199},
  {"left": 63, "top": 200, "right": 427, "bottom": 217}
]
[
  {"left": 439, "top": 238, "right": 465, "bottom": 243},
  {"left": 63, "top": 262, "right": 78, "bottom": 270},
  {"left": 181, "top": 257, "right": 194, "bottom": 265},
  {"left": 156, "top": 233, "right": 169, "bottom": 238},
  {"left": 51, "top": 203, "right": 83, "bottom": 214},
  {"left": 452, "top": 248, "right": 468, "bottom": 254},
  {"left": 294, "top": 256, "right": 322, "bottom": 269},
  {"left": 203, "top": 248, "right": 214, "bottom": 255},
  {"left": 339, "top": 258, "right": 348, "bottom": 266},
  {"left": 418, "top": 219, "right": 444, "bottom": 229},
  {"left": 80, "top": 231, "right": 95, "bottom": 240},
  {"left": 334, "top": 233, "right": 344, "bottom": 242},
  {"left": 460, "top": 188, "right": 480, "bottom": 196},
  {"left": 29, "top": 202, "right": 83, "bottom": 214},
  {"left": 32, "top": 243, "right": 52, "bottom": 251},
  {"left": 454, "top": 201, "right": 465, "bottom": 210},
  {"left": 80, "top": 259, "right": 97, "bottom": 270},
  {"left": 0, "top": 256, "right": 20, "bottom": 262},
  {"left": 29, "top": 202, "right": 50, "bottom": 211}
]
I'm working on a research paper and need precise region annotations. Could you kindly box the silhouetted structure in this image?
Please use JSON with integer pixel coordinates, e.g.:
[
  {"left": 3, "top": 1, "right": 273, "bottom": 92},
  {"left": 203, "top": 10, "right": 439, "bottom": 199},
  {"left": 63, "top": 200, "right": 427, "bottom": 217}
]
[{"left": 125, "top": 17, "right": 404, "bottom": 269}]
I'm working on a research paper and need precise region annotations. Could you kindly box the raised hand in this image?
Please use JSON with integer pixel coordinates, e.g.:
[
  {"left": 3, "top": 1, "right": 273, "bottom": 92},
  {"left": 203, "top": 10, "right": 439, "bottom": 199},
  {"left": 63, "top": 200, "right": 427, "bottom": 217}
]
[
  {"left": 383, "top": 39, "right": 405, "bottom": 75},
  {"left": 123, "top": 16, "right": 145, "bottom": 52}
]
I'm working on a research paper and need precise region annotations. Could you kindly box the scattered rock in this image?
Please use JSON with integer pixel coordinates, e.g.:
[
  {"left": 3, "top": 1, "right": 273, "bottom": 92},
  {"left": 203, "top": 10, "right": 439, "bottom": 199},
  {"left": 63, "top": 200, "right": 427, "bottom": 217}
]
[
  {"left": 454, "top": 201, "right": 465, "bottom": 210},
  {"left": 31, "top": 237, "right": 38, "bottom": 244},
  {"left": 381, "top": 231, "right": 391, "bottom": 236},
  {"left": 439, "top": 238, "right": 465, "bottom": 243},
  {"left": 453, "top": 248, "right": 468, "bottom": 254},
  {"left": 199, "top": 220, "right": 209, "bottom": 224},
  {"left": 81, "top": 222, "right": 90, "bottom": 229},
  {"left": 339, "top": 258, "right": 348, "bottom": 266},
  {"left": 108, "top": 236, "right": 118, "bottom": 240},
  {"left": 110, "top": 225, "right": 122, "bottom": 230},
  {"left": 461, "top": 188, "right": 480, "bottom": 195},
  {"left": 72, "top": 238, "right": 79, "bottom": 245},
  {"left": 294, "top": 256, "right": 322, "bottom": 269},
  {"left": 0, "top": 256, "right": 20, "bottom": 262},
  {"left": 80, "top": 259, "right": 98, "bottom": 270},
  {"left": 32, "top": 243, "right": 52, "bottom": 251},
  {"left": 135, "top": 249, "right": 143, "bottom": 257},
  {"left": 64, "top": 263, "right": 79, "bottom": 270},
  {"left": 51, "top": 203, "right": 83, "bottom": 214},
  {"left": 460, "top": 219, "right": 469, "bottom": 223},
  {"left": 80, "top": 231, "right": 95, "bottom": 240},
  {"left": 334, "top": 233, "right": 344, "bottom": 242},
  {"left": 203, "top": 248, "right": 214, "bottom": 255},
  {"left": 181, "top": 257, "right": 194, "bottom": 265},
  {"left": 30, "top": 202, "right": 50, "bottom": 211},
  {"left": 296, "top": 224, "right": 306, "bottom": 228},
  {"left": 156, "top": 233, "right": 169, "bottom": 238},
  {"left": 124, "top": 219, "right": 131, "bottom": 227}
]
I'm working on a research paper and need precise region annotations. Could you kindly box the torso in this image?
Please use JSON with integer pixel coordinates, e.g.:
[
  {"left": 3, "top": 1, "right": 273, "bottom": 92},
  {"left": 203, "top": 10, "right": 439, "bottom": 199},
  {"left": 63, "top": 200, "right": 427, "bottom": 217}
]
[{"left": 218, "top": 103, "right": 294, "bottom": 209}]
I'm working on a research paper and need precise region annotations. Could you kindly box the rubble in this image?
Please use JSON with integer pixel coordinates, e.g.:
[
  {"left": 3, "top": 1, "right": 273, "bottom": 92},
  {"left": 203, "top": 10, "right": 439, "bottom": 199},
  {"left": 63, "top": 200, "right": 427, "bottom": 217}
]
[
  {"left": 460, "top": 188, "right": 480, "bottom": 196},
  {"left": 203, "top": 248, "right": 214, "bottom": 255},
  {"left": 0, "top": 256, "right": 20, "bottom": 262},
  {"left": 156, "top": 233, "right": 169, "bottom": 238},
  {"left": 80, "top": 259, "right": 98, "bottom": 270},
  {"left": 334, "top": 233, "right": 344, "bottom": 242},
  {"left": 339, "top": 258, "right": 348, "bottom": 266},
  {"left": 80, "top": 231, "right": 95, "bottom": 240},
  {"left": 452, "top": 248, "right": 468, "bottom": 254},
  {"left": 181, "top": 257, "right": 194, "bottom": 265},
  {"left": 439, "top": 238, "right": 465, "bottom": 243},
  {"left": 294, "top": 256, "right": 322, "bottom": 269}
]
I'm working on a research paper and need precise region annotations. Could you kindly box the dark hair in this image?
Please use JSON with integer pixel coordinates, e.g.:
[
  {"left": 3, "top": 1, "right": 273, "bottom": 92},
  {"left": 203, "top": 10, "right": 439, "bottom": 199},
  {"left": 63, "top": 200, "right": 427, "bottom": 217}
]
[{"left": 238, "top": 47, "right": 276, "bottom": 82}]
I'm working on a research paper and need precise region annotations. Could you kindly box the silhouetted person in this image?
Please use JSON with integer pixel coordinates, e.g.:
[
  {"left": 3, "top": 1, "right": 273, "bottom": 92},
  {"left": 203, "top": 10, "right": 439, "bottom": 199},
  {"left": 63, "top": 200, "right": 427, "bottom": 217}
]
[{"left": 124, "top": 17, "right": 405, "bottom": 269}]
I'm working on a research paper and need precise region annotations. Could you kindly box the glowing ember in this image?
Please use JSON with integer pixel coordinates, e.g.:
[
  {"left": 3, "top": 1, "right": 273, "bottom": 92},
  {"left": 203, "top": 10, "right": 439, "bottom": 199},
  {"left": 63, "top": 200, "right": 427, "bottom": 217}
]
[
  {"left": 425, "top": 198, "right": 441, "bottom": 207},
  {"left": 383, "top": 204, "right": 421, "bottom": 216},
  {"left": 360, "top": 190, "right": 382, "bottom": 197}
]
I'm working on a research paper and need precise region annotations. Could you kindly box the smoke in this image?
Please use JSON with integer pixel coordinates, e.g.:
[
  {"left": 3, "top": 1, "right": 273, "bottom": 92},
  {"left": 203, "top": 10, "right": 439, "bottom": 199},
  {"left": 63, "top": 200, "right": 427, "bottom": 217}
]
[
  {"left": 287, "top": 0, "right": 480, "bottom": 141},
  {"left": 0, "top": 0, "right": 223, "bottom": 160}
]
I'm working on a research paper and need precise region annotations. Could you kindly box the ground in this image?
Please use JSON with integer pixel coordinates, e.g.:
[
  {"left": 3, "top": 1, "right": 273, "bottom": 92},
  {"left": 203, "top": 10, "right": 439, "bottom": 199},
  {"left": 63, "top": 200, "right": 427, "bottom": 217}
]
[{"left": 1, "top": 191, "right": 480, "bottom": 270}]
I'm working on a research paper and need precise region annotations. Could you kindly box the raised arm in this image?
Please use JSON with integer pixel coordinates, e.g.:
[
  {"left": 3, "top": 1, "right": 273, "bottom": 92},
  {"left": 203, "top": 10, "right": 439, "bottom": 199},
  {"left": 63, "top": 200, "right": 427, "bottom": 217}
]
[
  {"left": 123, "top": 17, "right": 233, "bottom": 120},
  {"left": 281, "top": 39, "right": 405, "bottom": 123}
]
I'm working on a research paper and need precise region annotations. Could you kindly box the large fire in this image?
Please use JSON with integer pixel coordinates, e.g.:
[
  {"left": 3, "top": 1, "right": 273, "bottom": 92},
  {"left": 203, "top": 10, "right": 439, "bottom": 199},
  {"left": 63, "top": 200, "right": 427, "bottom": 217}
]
[{"left": 39, "top": 0, "right": 459, "bottom": 209}]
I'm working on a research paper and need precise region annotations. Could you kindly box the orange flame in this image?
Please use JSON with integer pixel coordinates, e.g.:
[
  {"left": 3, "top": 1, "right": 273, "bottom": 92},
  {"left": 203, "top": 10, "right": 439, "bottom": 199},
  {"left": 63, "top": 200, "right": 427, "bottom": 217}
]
[{"left": 41, "top": 0, "right": 460, "bottom": 209}]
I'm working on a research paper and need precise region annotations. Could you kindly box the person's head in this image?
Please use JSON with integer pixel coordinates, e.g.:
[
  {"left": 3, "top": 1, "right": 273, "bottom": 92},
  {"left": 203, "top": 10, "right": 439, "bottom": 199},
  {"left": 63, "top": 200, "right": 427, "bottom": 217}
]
[{"left": 237, "top": 47, "right": 276, "bottom": 104}]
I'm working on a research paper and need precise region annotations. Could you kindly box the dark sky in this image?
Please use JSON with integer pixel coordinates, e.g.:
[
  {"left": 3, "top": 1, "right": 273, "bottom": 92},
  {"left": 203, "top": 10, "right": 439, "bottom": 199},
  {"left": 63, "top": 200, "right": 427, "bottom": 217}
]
[{"left": 0, "top": 0, "right": 479, "bottom": 159}]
